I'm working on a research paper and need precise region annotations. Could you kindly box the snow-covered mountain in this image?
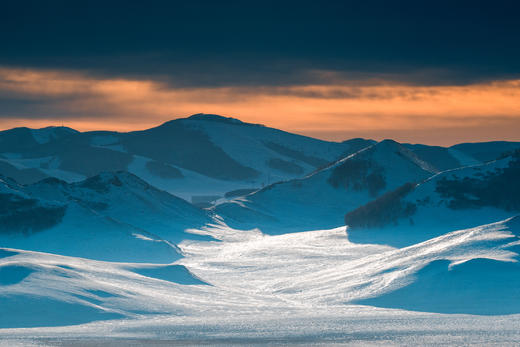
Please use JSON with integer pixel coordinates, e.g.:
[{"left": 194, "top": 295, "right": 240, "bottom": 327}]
[
  {"left": 0, "top": 114, "right": 371, "bottom": 200},
  {"left": 1, "top": 115, "right": 517, "bottom": 202},
  {"left": 0, "top": 172, "right": 213, "bottom": 263},
  {"left": 346, "top": 150, "right": 520, "bottom": 246},
  {"left": 214, "top": 139, "right": 437, "bottom": 233}
]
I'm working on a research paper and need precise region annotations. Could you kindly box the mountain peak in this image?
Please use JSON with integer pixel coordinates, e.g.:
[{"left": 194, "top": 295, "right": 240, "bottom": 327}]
[
  {"left": 36, "top": 125, "right": 77, "bottom": 132},
  {"left": 370, "top": 139, "right": 438, "bottom": 174},
  {"left": 376, "top": 139, "right": 401, "bottom": 148},
  {"left": 30, "top": 126, "right": 79, "bottom": 144},
  {"left": 184, "top": 113, "right": 265, "bottom": 127},
  {"left": 157, "top": 113, "right": 254, "bottom": 128},
  {"left": 365, "top": 139, "right": 407, "bottom": 158},
  {"left": 187, "top": 113, "right": 244, "bottom": 124}
]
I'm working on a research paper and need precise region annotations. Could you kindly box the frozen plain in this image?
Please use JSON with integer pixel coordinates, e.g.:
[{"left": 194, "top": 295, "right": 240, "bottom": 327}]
[{"left": 1, "top": 217, "right": 520, "bottom": 346}]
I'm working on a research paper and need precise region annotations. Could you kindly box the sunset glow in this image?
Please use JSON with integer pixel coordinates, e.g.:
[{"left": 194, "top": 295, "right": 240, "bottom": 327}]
[{"left": 1, "top": 67, "right": 519, "bottom": 145}]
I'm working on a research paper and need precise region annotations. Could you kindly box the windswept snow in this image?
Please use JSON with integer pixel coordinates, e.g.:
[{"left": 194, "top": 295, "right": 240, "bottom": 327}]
[
  {"left": 0, "top": 217, "right": 519, "bottom": 343},
  {"left": 179, "top": 217, "right": 520, "bottom": 309}
]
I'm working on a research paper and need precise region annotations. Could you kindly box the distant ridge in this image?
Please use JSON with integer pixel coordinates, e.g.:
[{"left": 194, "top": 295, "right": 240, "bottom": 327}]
[
  {"left": 0, "top": 114, "right": 363, "bottom": 199},
  {"left": 0, "top": 113, "right": 519, "bottom": 201}
]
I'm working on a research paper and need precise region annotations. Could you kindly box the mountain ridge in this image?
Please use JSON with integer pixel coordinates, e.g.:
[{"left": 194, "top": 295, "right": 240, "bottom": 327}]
[{"left": 0, "top": 114, "right": 369, "bottom": 200}]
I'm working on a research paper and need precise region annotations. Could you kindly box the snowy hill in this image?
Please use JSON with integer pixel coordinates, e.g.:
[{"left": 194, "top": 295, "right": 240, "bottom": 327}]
[
  {"left": 346, "top": 150, "right": 520, "bottom": 246},
  {"left": 0, "top": 114, "right": 370, "bottom": 200},
  {"left": 403, "top": 141, "right": 520, "bottom": 171},
  {"left": 0, "top": 172, "right": 213, "bottom": 263},
  {"left": 214, "top": 139, "right": 437, "bottom": 234}
]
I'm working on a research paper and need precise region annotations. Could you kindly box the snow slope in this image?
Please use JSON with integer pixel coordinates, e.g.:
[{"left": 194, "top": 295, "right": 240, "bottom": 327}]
[
  {"left": 214, "top": 139, "right": 437, "bottom": 234},
  {"left": 0, "top": 217, "right": 519, "bottom": 342}
]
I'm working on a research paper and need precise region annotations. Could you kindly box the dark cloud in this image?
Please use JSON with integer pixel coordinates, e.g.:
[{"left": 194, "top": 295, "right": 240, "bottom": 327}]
[
  {"left": 0, "top": 96, "right": 98, "bottom": 120},
  {"left": 1, "top": 0, "right": 519, "bottom": 87},
  {"left": 0, "top": 97, "right": 47, "bottom": 117}
]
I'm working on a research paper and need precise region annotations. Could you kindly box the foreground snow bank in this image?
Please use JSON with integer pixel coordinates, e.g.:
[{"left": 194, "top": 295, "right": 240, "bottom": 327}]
[{"left": 0, "top": 217, "right": 519, "bottom": 342}]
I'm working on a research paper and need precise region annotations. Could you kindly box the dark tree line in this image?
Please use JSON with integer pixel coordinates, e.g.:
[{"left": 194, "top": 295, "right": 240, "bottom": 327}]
[
  {"left": 344, "top": 182, "right": 417, "bottom": 228},
  {"left": 328, "top": 159, "right": 386, "bottom": 197},
  {"left": 436, "top": 150, "right": 520, "bottom": 211}
]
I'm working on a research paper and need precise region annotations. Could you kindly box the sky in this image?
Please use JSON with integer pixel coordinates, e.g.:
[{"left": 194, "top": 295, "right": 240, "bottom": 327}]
[{"left": 1, "top": 0, "right": 519, "bottom": 145}]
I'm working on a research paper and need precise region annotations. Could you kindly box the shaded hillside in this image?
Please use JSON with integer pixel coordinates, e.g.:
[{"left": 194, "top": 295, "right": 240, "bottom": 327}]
[
  {"left": 328, "top": 157, "right": 387, "bottom": 197},
  {"left": 344, "top": 182, "right": 417, "bottom": 228},
  {"left": 121, "top": 120, "right": 260, "bottom": 180},
  {"left": 403, "top": 144, "right": 461, "bottom": 171},
  {"left": 0, "top": 172, "right": 214, "bottom": 262},
  {"left": 0, "top": 178, "right": 66, "bottom": 234}
]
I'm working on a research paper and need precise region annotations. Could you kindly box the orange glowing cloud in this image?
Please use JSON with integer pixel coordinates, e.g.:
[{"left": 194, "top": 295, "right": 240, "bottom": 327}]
[{"left": 0, "top": 67, "right": 519, "bottom": 145}]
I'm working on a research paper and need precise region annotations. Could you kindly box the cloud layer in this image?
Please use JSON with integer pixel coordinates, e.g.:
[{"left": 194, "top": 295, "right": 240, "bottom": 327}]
[
  {"left": 0, "top": 67, "right": 519, "bottom": 145},
  {"left": 1, "top": 1, "right": 520, "bottom": 144},
  {"left": 2, "top": 1, "right": 520, "bottom": 87}
]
